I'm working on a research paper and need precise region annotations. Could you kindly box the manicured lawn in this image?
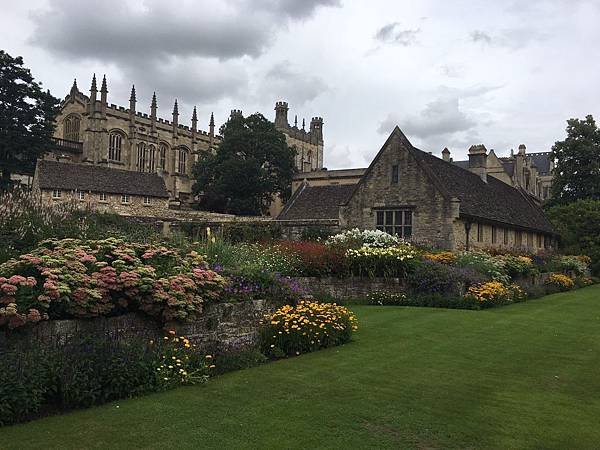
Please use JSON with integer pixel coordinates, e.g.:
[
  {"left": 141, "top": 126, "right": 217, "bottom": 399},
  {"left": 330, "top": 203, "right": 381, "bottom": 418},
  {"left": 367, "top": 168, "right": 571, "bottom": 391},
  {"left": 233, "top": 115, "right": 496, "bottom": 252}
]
[{"left": 2, "top": 286, "right": 600, "bottom": 449}]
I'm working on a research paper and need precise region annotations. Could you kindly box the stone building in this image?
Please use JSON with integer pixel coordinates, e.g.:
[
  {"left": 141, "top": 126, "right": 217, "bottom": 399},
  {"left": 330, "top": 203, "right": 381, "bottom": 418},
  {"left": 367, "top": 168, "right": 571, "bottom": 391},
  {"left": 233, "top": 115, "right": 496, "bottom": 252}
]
[
  {"left": 33, "top": 159, "right": 169, "bottom": 216},
  {"left": 447, "top": 145, "right": 553, "bottom": 201},
  {"left": 279, "top": 127, "right": 557, "bottom": 252},
  {"left": 50, "top": 75, "right": 220, "bottom": 206}
]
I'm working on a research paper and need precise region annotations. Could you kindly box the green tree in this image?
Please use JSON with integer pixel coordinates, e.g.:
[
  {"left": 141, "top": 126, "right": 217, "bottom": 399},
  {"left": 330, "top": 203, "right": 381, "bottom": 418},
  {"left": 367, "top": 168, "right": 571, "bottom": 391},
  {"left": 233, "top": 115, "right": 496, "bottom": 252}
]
[
  {"left": 545, "top": 199, "right": 600, "bottom": 275},
  {"left": 0, "top": 50, "right": 60, "bottom": 189},
  {"left": 550, "top": 115, "right": 600, "bottom": 205},
  {"left": 192, "top": 113, "right": 296, "bottom": 215}
]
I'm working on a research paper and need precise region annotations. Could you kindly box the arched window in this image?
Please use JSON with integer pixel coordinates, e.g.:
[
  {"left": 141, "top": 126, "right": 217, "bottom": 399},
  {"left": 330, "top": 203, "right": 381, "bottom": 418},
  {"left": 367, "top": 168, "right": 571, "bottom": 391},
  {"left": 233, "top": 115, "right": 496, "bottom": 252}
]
[
  {"left": 108, "top": 131, "right": 123, "bottom": 161},
  {"left": 148, "top": 145, "right": 156, "bottom": 172},
  {"left": 64, "top": 115, "right": 81, "bottom": 142},
  {"left": 159, "top": 143, "right": 167, "bottom": 170},
  {"left": 178, "top": 148, "right": 188, "bottom": 174},
  {"left": 137, "top": 142, "right": 147, "bottom": 172}
]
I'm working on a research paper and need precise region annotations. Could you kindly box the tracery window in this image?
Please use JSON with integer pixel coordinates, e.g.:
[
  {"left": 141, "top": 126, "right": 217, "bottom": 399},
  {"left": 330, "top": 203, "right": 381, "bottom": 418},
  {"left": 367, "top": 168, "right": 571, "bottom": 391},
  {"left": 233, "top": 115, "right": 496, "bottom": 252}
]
[
  {"left": 64, "top": 115, "right": 81, "bottom": 142},
  {"left": 108, "top": 131, "right": 123, "bottom": 161},
  {"left": 137, "top": 142, "right": 147, "bottom": 172},
  {"left": 159, "top": 143, "right": 167, "bottom": 170},
  {"left": 178, "top": 148, "right": 188, "bottom": 174},
  {"left": 148, "top": 145, "right": 156, "bottom": 172}
]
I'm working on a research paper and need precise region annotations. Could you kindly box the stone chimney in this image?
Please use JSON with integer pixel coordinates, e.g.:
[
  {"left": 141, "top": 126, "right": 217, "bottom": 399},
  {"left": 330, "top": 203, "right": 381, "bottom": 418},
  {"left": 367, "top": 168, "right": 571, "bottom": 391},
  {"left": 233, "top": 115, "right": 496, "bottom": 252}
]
[
  {"left": 518, "top": 143, "right": 526, "bottom": 155},
  {"left": 468, "top": 144, "right": 488, "bottom": 182},
  {"left": 442, "top": 147, "right": 451, "bottom": 162}
]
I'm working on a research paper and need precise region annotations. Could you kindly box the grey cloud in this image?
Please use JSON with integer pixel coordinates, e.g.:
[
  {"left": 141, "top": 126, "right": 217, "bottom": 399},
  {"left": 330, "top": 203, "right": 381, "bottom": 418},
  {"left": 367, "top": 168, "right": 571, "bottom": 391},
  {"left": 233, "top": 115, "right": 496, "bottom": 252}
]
[
  {"left": 470, "top": 30, "right": 493, "bottom": 44},
  {"left": 252, "top": 0, "right": 341, "bottom": 19},
  {"left": 470, "top": 28, "right": 547, "bottom": 49},
  {"left": 375, "top": 22, "right": 420, "bottom": 46},
  {"left": 377, "top": 97, "right": 476, "bottom": 140},
  {"left": 261, "top": 61, "right": 328, "bottom": 106}
]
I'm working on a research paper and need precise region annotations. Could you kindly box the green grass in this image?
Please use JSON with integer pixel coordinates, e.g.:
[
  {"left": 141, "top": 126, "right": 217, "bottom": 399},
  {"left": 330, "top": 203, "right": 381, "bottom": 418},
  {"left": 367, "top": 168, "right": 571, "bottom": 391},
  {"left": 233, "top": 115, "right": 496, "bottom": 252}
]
[{"left": 2, "top": 286, "right": 600, "bottom": 449}]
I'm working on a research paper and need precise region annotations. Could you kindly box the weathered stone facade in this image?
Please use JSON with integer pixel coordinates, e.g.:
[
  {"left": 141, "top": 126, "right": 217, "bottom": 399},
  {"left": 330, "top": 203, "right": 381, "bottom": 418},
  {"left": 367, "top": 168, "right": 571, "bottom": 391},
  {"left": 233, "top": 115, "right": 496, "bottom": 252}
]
[
  {"left": 340, "top": 130, "right": 460, "bottom": 249},
  {"left": 52, "top": 76, "right": 220, "bottom": 205},
  {"left": 281, "top": 127, "right": 557, "bottom": 253}
]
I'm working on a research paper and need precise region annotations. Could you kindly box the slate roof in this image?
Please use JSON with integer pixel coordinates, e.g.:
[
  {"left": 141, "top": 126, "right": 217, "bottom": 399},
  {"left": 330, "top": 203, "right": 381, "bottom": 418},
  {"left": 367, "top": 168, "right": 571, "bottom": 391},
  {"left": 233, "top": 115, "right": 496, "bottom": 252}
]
[
  {"left": 529, "top": 152, "right": 552, "bottom": 175},
  {"left": 410, "top": 147, "right": 556, "bottom": 234},
  {"left": 36, "top": 160, "right": 169, "bottom": 198},
  {"left": 277, "top": 183, "right": 355, "bottom": 220}
]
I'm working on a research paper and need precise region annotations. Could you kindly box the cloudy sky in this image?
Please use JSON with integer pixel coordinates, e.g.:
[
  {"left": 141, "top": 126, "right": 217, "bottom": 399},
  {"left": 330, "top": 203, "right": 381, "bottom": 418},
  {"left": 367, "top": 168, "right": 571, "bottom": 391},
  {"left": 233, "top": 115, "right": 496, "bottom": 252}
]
[{"left": 2, "top": 0, "right": 599, "bottom": 168}]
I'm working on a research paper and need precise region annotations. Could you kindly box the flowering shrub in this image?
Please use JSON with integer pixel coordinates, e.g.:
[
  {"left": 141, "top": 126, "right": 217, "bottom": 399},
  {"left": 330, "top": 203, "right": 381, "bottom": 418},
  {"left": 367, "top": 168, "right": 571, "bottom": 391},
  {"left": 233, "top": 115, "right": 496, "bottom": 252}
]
[
  {"left": 346, "top": 244, "right": 418, "bottom": 278},
  {"left": 276, "top": 241, "right": 347, "bottom": 276},
  {"left": 551, "top": 255, "right": 590, "bottom": 276},
  {"left": 464, "top": 281, "right": 524, "bottom": 307},
  {"left": 497, "top": 255, "right": 537, "bottom": 278},
  {"left": 0, "top": 238, "right": 224, "bottom": 329},
  {"left": 261, "top": 301, "right": 358, "bottom": 357},
  {"left": 153, "top": 330, "right": 214, "bottom": 389},
  {"left": 407, "top": 260, "right": 488, "bottom": 295},
  {"left": 366, "top": 291, "right": 408, "bottom": 305},
  {"left": 422, "top": 251, "right": 456, "bottom": 265},
  {"left": 326, "top": 228, "right": 401, "bottom": 249},
  {"left": 546, "top": 274, "right": 575, "bottom": 291},
  {"left": 221, "top": 268, "right": 307, "bottom": 303},
  {"left": 456, "top": 250, "right": 510, "bottom": 283}
]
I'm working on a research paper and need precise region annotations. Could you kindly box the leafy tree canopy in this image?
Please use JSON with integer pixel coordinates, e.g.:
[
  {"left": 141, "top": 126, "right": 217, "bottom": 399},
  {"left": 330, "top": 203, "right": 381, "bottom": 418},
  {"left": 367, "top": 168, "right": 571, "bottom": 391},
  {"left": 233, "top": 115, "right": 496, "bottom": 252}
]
[
  {"left": 0, "top": 50, "right": 61, "bottom": 190},
  {"left": 550, "top": 115, "right": 600, "bottom": 205},
  {"left": 192, "top": 113, "right": 296, "bottom": 215},
  {"left": 545, "top": 199, "right": 600, "bottom": 275}
]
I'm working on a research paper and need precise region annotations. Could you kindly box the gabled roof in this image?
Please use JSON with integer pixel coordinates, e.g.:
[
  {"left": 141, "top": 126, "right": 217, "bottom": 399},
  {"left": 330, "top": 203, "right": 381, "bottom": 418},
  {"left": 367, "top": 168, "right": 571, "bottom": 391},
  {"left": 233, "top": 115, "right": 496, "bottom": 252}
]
[
  {"left": 36, "top": 160, "right": 169, "bottom": 198},
  {"left": 277, "top": 182, "right": 355, "bottom": 220},
  {"left": 411, "top": 149, "right": 556, "bottom": 234},
  {"left": 345, "top": 127, "right": 556, "bottom": 235}
]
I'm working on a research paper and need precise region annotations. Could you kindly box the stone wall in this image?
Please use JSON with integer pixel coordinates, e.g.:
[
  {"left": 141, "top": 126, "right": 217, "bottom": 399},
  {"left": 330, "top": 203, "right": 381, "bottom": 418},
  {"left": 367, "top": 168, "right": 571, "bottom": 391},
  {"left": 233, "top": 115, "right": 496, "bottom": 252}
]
[
  {"left": 295, "top": 276, "right": 406, "bottom": 301},
  {"left": 340, "top": 131, "right": 458, "bottom": 249},
  {"left": 39, "top": 188, "right": 170, "bottom": 217},
  {"left": 0, "top": 300, "right": 276, "bottom": 354}
]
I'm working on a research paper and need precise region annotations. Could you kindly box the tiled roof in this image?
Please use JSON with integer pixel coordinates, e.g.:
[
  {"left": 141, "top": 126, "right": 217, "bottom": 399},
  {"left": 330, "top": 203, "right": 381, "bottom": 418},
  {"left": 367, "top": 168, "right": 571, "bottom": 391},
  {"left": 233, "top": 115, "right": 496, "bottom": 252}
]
[
  {"left": 529, "top": 152, "right": 552, "bottom": 175},
  {"left": 277, "top": 183, "right": 355, "bottom": 220},
  {"left": 411, "top": 148, "right": 556, "bottom": 234},
  {"left": 36, "top": 160, "right": 169, "bottom": 198}
]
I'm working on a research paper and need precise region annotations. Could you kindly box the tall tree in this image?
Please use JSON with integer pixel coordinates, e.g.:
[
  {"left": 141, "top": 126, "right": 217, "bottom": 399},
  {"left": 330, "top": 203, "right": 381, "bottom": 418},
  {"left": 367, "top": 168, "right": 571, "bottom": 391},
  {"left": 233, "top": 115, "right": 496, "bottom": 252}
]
[
  {"left": 550, "top": 115, "right": 600, "bottom": 204},
  {"left": 0, "top": 50, "right": 60, "bottom": 189},
  {"left": 192, "top": 113, "right": 296, "bottom": 215}
]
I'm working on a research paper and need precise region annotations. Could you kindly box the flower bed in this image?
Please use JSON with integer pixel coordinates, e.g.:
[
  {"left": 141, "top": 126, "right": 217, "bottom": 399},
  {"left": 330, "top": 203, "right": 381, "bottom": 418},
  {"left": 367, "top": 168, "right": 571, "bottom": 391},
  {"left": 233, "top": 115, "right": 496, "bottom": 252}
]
[
  {"left": 0, "top": 238, "right": 224, "bottom": 329},
  {"left": 261, "top": 300, "right": 357, "bottom": 358}
]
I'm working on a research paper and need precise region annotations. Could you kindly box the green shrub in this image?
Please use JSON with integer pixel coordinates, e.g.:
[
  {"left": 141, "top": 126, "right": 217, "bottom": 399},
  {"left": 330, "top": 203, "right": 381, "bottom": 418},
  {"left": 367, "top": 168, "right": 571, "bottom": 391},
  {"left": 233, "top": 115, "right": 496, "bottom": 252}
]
[
  {"left": 0, "top": 331, "right": 211, "bottom": 426},
  {"left": 365, "top": 291, "right": 480, "bottom": 309},
  {"left": 455, "top": 251, "right": 510, "bottom": 283},
  {"left": 545, "top": 199, "right": 600, "bottom": 275},
  {"left": 261, "top": 301, "right": 357, "bottom": 358},
  {"left": 222, "top": 221, "right": 282, "bottom": 243}
]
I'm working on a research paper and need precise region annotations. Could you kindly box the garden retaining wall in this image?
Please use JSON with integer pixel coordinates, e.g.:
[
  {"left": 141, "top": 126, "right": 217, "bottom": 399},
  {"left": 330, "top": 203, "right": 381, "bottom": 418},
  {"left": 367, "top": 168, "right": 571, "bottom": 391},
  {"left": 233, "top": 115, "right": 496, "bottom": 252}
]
[
  {"left": 294, "top": 276, "right": 406, "bottom": 301},
  {"left": 294, "top": 272, "right": 574, "bottom": 301},
  {"left": 0, "top": 299, "right": 277, "bottom": 354}
]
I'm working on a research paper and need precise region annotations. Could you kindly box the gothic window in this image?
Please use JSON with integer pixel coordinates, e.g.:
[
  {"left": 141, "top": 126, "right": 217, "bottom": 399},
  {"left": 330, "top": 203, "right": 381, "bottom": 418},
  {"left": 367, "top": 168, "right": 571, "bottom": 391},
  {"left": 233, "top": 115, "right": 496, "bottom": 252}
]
[
  {"left": 159, "top": 143, "right": 167, "bottom": 170},
  {"left": 64, "top": 115, "right": 81, "bottom": 142},
  {"left": 108, "top": 131, "right": 123, "bottom": 161},
  {"left": 137, "top": 142, "right": 147, "bottom": 172},
  {"left": 391, "top": 165, "right": 399, "bottom": 184},
  {"left": 375, "top": 209, "right": 412, "bottom": 239},
  {"left": 178, "top": 148, "right": 188, "bottom": 174},
  {"left": 477, "top": 223, "right": 483, "bottom": 242},
  {"left": 503, "top": 228, "right": 509, "bottom": 245},
  {"left": 491, "top": 226, "right": 497, "bottom": 244},
  {"left": 148, "top": 145, "right": 156, "bottom": 172}
]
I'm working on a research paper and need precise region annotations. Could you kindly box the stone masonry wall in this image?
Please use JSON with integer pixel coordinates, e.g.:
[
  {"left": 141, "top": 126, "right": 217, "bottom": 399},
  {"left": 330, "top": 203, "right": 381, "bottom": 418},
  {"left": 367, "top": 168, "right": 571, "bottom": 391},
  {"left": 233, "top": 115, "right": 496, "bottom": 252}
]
[
  {"left": 340, "top": 131, "right": 458, "bottom": 249},
  {"left": 295, "top": 276, "right": 406, "bottom": 301},
  {"left": 0, "top": 300, "right": 277, "bottom": 354}
]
